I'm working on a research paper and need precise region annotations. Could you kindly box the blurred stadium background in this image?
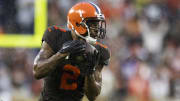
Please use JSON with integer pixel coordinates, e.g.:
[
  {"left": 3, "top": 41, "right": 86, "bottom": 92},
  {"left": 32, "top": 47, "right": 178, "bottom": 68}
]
[{"left": 0, "top": 0, "right": 180, "bottom": 101}]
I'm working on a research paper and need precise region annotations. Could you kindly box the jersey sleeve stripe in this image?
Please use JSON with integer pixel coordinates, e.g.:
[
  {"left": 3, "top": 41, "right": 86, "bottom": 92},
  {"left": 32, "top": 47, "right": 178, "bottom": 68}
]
[
  {"left": 53, "top": 25, "right": 67, "bottom": 32},
  {"left": 95, "top": 42, "right": 107, "bottom": 48}
]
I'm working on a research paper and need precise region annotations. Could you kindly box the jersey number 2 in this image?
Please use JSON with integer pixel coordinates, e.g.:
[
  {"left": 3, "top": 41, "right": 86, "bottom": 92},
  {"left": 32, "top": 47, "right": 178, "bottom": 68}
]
[{"left": 60, "top": 64, "right": 80, "bottom": 90}]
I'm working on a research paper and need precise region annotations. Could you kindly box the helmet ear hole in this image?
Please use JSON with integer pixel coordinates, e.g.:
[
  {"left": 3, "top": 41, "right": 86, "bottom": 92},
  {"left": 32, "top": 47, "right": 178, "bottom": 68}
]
[{"left": 76, "top": 22, "right": 81, "bottom": 27}]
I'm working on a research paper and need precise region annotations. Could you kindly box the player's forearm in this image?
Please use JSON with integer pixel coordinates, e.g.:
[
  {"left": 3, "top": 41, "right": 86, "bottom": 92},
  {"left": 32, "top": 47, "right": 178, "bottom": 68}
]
[
  {"left": 84, "top": 73, "right": 102, "bottom": 101},
  {"left": 33, "top": 52, "right": 68, "bottom": 79}
]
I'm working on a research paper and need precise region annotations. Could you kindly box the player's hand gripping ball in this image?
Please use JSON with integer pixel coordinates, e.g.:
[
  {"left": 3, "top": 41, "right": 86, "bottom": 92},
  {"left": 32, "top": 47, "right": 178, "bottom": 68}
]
[
  {"left": 70, "top": 42, "right": 100, "bottom": 75},
  {"left": 59, "top": 40, "right": 86, "bottom": 54}
]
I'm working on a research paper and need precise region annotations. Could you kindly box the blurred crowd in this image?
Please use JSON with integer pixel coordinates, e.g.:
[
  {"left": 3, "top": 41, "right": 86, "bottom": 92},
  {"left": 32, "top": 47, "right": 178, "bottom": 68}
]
[
  {"left": 0, "top": 0, "right": 34, "bottom": 34},
  {"left": 0, "top": 0, "right": 180, "bottom": 101}
]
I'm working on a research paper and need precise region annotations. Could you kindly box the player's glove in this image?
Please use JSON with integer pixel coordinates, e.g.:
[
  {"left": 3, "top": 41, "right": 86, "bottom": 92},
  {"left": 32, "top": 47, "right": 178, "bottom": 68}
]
[
  {"left": 59, "top": 40, "right": 86, "bottom": 54},
  {"left": 77, "top": 43, "right": 100, "bottom": 76},
  {"left": 83, "top": 50, "right": 100, "bottom": 75}
]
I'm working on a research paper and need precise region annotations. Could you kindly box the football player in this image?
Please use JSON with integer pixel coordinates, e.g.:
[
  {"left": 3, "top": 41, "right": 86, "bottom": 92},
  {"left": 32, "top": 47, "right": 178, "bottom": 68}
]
[{"left": 33, "top": 2, "right": 110, "bottom": 101}]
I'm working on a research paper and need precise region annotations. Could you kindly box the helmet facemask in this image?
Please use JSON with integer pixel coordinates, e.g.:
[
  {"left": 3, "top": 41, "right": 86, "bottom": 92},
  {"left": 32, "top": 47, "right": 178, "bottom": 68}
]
[{"left": 79, "top": 17, "right": 106, "bottom": 44}]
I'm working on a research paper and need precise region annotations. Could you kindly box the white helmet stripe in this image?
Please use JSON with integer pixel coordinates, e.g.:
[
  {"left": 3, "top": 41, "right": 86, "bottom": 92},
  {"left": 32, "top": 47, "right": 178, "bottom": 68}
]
[{"left": 89, "top": 2, "right": 101, "bottom": 14}]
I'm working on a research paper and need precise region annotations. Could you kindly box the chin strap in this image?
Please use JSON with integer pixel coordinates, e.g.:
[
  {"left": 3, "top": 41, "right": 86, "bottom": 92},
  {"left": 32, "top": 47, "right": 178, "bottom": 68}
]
[
  {"left": 74, "top": 28, "right": 97, "bottom": 44},
  {"left": 85, "top": 36, "right": 97, "bottom": 44}
]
